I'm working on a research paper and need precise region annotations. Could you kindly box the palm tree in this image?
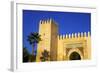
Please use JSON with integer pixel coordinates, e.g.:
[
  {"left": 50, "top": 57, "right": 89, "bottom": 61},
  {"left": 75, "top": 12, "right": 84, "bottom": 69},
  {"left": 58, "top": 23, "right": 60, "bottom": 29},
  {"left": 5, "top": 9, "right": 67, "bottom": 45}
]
[
  {"left": 27, "top": 32, "right": 41, "bottom": 61},
  {"left": 40, "top": 50, "right": 50, "bottom": 61}
]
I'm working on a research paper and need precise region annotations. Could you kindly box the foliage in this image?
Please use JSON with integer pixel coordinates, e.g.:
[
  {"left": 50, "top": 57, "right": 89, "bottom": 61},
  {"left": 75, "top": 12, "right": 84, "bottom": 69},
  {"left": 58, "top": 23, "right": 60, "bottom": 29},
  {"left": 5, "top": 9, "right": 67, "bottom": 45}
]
[
  {"left": 28, "top": 54, "right": 36, "bottom": 62},
  {"left": 23, "top": 47, "right": 29, "bottom": 62},
  {"left": 27, "top": 32, "right": 41, "bottom": 62},
  {"left": 27, "top": 32, "right": 41, "bottom": 45},
  {"left": 40, "top": 50, "right": 50, "bottom": 62}
]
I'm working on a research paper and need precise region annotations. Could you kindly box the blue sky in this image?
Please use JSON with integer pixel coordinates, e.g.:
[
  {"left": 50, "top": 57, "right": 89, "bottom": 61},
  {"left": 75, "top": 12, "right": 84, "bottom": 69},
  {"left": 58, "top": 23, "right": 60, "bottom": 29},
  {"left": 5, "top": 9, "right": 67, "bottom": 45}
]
[{"left": 23, "top": 10, "right": 91, "bottom": 54}]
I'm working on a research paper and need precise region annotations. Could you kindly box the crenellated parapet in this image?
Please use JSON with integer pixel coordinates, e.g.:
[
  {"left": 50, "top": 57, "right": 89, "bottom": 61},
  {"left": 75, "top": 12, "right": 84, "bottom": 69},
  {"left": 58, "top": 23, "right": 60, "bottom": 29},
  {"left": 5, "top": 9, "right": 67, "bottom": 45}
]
[
  {"left": 58, "top": 32, "right": 90, "bottom": 40},
  {"left": 39, "top": 19, "right": 51, "bottom": 24},
  {"left": 39, "top": 18, "right": 58, "bottom": 25}
]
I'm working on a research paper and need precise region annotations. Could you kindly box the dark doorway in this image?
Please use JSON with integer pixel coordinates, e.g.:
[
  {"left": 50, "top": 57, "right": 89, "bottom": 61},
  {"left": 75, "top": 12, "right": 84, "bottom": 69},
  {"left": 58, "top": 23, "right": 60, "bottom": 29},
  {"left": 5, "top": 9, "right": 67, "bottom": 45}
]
[{"left": 69, "top": 52, "right": 81, "bottom": 60}]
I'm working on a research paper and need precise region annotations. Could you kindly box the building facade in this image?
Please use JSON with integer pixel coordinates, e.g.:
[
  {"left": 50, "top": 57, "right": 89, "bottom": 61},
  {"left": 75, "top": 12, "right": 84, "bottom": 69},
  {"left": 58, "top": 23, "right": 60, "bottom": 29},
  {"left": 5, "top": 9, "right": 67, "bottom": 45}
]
[{"left": 36, "top": 19, "right": 91, "bottom": 62}]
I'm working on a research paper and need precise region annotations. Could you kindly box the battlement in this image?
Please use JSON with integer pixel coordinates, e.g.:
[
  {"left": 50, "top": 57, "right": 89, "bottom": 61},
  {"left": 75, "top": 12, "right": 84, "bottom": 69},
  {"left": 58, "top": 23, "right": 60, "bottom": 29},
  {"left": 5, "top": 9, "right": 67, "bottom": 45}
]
[
  {"left": 58, "top": 32, "right": 90, "bottom": 40},
  {"left": 39, "top": 18, "right": 57, "bottom": 25}
]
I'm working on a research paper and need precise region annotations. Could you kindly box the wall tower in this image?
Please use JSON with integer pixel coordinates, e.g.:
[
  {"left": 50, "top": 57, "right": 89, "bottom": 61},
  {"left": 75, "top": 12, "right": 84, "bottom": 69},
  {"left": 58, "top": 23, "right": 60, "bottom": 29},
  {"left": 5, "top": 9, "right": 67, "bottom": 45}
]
[{"left": 36, "top": 19, "right": 58, "bottom": 62}]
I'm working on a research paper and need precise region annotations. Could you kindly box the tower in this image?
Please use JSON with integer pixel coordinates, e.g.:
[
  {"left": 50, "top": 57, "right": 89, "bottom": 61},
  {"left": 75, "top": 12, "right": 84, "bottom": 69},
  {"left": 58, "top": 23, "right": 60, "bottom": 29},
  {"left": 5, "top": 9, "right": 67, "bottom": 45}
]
[{"left": 36, "top": 19, "right": 58, "bottom": 62}]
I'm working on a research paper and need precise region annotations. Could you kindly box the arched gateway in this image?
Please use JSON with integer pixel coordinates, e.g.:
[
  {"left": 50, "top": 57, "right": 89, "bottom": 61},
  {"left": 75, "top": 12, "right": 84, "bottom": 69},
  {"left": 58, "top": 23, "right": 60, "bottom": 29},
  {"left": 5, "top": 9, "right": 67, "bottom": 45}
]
[
  {"left": 67, "top": 48, "right": 83, "bottom": 60},
  {"left": 69, "top": 52, "right": 81, "bottom": 60}
]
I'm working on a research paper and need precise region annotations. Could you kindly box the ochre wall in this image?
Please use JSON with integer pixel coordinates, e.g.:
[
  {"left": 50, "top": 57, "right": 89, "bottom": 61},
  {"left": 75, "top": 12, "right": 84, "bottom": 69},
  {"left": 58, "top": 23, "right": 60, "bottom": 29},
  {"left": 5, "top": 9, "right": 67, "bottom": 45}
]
[{"left": 57, "top": 32, "right": 91, "bottom": 61}]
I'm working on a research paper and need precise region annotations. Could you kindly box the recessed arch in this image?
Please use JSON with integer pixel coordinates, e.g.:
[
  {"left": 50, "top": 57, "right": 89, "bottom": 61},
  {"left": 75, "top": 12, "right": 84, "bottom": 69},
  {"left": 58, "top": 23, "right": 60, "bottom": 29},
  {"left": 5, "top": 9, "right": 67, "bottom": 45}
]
[{"left": 69, "top": 52, "right": 81, "bottom": 60}]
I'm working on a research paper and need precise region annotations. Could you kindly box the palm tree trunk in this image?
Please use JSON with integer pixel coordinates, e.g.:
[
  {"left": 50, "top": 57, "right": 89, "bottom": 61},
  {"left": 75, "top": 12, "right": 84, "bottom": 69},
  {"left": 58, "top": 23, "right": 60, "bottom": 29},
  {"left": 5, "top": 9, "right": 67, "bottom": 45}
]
[
  {"left": 31, "top": 44, "right": 36, "bottom": 62},
  {"left": 32, "top": 44, "right": 35, "bottom": 56}
]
